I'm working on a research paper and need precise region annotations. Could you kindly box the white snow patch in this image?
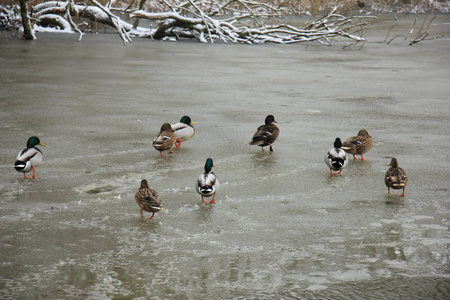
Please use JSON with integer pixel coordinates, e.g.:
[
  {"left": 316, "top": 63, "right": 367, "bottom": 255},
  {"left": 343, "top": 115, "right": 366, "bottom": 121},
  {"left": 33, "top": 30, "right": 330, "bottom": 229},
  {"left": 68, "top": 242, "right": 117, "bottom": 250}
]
[
  {"left": 305, "top": 284, "right": 328, "bottom": 291},
  {"left": 330, "top": 269, "right": 371, "bottom": 281}
]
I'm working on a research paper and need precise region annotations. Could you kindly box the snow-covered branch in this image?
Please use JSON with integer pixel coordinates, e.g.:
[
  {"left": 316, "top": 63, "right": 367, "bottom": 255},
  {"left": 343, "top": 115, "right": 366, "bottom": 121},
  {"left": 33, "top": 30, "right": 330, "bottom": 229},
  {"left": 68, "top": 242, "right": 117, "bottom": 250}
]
[
  {"left": 131, "top": 5, "right": 375, "bottom": 46},
  {"left": 3, "top": 1, "right": 375, "bottom": 47}
]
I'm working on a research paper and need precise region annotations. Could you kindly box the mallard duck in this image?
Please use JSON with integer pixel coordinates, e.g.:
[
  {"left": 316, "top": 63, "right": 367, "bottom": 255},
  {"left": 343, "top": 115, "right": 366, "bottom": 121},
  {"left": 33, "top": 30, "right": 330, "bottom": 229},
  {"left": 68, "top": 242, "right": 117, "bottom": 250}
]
[
  {"left": 152, "top": 123, "right": 177, "bottom": 156},
  {"left": 249, "top": 115, "right": 280, "bottom": 152},
  {"left": 341, "top": 129, "right": 373, "bottom": 160},
  {"left": 172, "top": 116, "right": 195, "bottom": 148},
  {"left": 196, "top": 158, "right": 219, "bottom": 204},
  {"left": 324, "top": 137, "right": 348, "bottom": 175},
  {"left": 135, "top": 179, "right": 163, "bottom": 219},
  {"left": 385, "top": 158, "right": 408, "bottom": 197},
  {"left": 14, "top": 136, "right": 46, "bottom": 179}
]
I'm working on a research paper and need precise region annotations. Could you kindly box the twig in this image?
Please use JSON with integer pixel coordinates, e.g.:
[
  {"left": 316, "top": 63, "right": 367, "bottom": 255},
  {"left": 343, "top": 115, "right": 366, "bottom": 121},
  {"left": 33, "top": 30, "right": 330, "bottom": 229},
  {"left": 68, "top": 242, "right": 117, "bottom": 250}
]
[{"left": 380, "top": 23, "right": 397, "bottom": 43}]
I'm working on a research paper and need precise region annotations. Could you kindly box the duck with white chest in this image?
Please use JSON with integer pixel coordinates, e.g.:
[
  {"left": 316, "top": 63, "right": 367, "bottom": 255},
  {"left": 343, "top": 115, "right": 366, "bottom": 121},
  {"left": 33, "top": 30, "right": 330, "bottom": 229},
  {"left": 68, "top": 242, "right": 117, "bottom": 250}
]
[
  {"left": 172, "top": 116, "right": 195, "bottom": 148},
  {"left": 14, "top": 136, "right": 46, "bottom": 179}
]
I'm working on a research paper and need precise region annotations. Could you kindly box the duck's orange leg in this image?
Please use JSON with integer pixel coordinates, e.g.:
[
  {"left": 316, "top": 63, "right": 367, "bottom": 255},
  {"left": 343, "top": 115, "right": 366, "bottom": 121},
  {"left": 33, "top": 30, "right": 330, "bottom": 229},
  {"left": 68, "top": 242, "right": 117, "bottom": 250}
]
[
  {"left": 23, "top": 167, "right": 36, "bottom": 178},
  {"left": 399, "top": 187, "right": 406, "bottom": 197},
  {"left": 360, "top": 154, "right": 368, "bottom": 161},
  {"left": 176, "top": 139, "right": 182, "bottom": 148},
  {"left": 146, "top": 212, "right": 156, "bottom": 219},
  {"left": 329, "top": 169, "right": 342, "bottom": 176},
  {"left": 140, "top": 207, "right": 155, "bottom": 219},
  {"left": 209, "top": 192, "right": 216, "bottom": 204}
]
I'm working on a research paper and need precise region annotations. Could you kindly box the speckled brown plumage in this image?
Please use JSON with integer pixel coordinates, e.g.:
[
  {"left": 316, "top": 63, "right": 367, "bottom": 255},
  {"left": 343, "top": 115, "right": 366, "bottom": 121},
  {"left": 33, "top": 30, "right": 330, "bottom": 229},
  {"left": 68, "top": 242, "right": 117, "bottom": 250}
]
[
  {"left": 135, "top": 179, "right": 163, "bottom": 219},
  {"left": 249, "top": 115, "right": 280, "bottom": 152},
  {"left": 152, "top": 123, "right": 176, "bottom": 156},
  {"left": 342, "top": 129, "right": 373, "bottom": 160},
  {"left": 385, "top": 158, "right": 408, "bottom": 197}
]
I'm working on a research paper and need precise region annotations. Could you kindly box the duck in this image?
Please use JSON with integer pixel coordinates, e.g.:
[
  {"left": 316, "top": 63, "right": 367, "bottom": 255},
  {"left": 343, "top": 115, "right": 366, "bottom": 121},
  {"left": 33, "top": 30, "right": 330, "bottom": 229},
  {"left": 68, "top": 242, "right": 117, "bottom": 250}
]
[
  {"left": 14, "top": 136, "right": 46, "bottom": 179},
  {"left": 324, "top": 137, "right": 348, "bottom": 175},
  {"left": 341, "top": 129, "right": 373, "bottom": 160},
  {"left": 172, "top": 116, "right": 195, "bottom": 148},
  {"left": 196, "top": 158, "right": 219, "bottom": 204},
  {"left": 385, "top": 158, "right": 408, "bottom": 197},
  {"left": 135, "top": 179, "right": 163, "bottom": 219},
  {"left": 249, "top": 115, "right": 280, "bottom": 152},
  {"left": 152, "top": 123, "right": 177, "bottom": 156}
]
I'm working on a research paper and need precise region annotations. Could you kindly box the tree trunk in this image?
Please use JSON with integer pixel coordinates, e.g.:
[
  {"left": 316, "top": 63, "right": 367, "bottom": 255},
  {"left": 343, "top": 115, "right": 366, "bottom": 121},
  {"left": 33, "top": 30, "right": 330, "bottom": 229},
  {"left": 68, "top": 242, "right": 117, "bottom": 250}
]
[
  {"left": 19, "top": 0, "right": 34, "bottom": 40},
  {"left": 133, "top": 0, "right": 147, "bottom": 29}
]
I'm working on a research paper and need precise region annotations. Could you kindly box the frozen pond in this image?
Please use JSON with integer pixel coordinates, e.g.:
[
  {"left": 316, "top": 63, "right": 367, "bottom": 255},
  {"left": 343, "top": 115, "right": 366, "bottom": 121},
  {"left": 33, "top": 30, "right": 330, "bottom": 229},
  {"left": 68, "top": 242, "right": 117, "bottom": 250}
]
[{"left": 1, "top": 14, "right": 450, "bottom": 299}]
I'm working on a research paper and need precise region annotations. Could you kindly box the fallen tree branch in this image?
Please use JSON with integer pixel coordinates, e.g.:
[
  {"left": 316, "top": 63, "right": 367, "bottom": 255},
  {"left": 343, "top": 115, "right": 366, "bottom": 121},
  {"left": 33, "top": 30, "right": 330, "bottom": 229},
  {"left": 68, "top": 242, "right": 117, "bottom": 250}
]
[
  {"left": 131, "top": 6, "right": 375, "bottom": 47},
  {"left": 4, "top": 1, "right": 375, "bottom": 47}
]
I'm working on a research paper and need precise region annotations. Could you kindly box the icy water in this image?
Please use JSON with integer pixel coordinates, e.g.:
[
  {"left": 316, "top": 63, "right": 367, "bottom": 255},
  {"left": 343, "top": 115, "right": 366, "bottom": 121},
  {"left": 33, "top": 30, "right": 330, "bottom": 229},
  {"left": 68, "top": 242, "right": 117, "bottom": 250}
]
[{"left": 1, "top": 14, "right": 450, "bottom": 299}]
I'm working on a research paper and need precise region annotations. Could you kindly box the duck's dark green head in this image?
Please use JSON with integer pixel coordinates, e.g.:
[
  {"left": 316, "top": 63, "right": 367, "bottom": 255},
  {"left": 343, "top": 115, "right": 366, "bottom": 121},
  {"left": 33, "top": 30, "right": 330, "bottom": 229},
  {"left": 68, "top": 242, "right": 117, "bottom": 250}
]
[
  {"left": 204, "top": 158, "right": 214, "bottom": 173},
  {"left": 180, "top": 116, "right": 195, "bottom": 125},
  {"left": 265, "top": 115, "right": 276, "bottom": 125},
  {"left": 334, "top": 138, "right": 342, "bottom": 149},
  {"left": 27, "top": 136, "right": 46, "bottom": 148}
]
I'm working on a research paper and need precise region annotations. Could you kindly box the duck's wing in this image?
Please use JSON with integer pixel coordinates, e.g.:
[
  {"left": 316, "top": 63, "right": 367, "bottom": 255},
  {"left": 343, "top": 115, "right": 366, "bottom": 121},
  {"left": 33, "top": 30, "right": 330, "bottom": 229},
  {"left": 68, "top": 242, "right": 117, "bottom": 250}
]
[
  {"left": 172, "top": 122, "right": 194, "bottom": 140},
  {"left": 197, "top": 172, "right": 219, "bottom": 196},
  {"left": 342, "top": 136, "right": 359, "bottom": 147},
  {"left": 16, "top": 147, "right": 42, "bottom": 163},
  {"left": 325, "top": 148, "right": 347, "bottom": 169},
  {"left": 385, "top": 167, "right": 408, "bottom": 187},
  {"left": 265, "top": 124, "right": 280, "bottom": 142},
  {"left": 144, "top": 191, "right": 162, "bottom": 207},
  {"left": 250, "top": 124, "right": 278, "bottom": 145},
  {"left": 171, "top": 122, "right": 187, "bottom": 132},
  {"left": 198, "top": 172, "right": 216, "bottom": 187},
  {"left": 153, "top": 131, "right": 175, "bottom": 145},
  {"left": 136, "top": 188, "right": 162, "bottom": 208}
]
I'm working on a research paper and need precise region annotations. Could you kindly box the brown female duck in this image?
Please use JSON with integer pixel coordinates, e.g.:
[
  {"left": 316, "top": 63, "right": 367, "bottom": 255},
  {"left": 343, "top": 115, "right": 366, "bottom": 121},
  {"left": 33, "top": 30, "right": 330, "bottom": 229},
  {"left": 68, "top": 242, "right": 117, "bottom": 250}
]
[
  {"left": 342, "top": 129, "right": 373, "bottom": 161},
  {"left": 152, "top": 123, "right": 177, "bottom": 156},
  {"left": 135, "top": 179, "right": 163, "bottom": 219},
  {"left": 249, "top": 115, "right": 280, "bottom": 152},
  {"left": 385, "top": 158, "right": 408, "bottom": 197}
]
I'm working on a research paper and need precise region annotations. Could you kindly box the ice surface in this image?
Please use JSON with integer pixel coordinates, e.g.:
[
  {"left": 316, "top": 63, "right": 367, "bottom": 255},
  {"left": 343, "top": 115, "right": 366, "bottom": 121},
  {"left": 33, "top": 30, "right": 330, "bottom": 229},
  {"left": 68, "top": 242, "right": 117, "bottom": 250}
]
[{"left": 1, "top": 15, "right": 450, "bottom": 299}]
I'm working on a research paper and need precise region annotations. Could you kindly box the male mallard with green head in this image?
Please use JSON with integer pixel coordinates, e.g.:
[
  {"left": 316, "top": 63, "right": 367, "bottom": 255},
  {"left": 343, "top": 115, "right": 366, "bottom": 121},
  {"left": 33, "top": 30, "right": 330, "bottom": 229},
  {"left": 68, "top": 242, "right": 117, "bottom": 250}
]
[
  {"left": 324, "top": 137, "right": 348, "bottom": 175},
  {"left": 385, "top": 158, "right": 408, "bottom": 197},
  {"left": 14, "top": 136, "right": 46, "bottom": 179},
  {"left": 342, "top": 129, "right": 373, "bottom": 161},
  {"left": 196, "top": 158, "right": 219, "bottom": 204},
  {"left": 135, "top": 179, "right": 163, "bottom": 219},
  {"left": 249, "top": 115, "right": 280, "bottom": 152},
  {"left": 152, "top": 123, "right": 177, "bottom": 156},
  {"left": 172, "top": 116, "right": 195, "bottom": 148}
]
